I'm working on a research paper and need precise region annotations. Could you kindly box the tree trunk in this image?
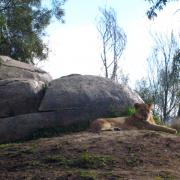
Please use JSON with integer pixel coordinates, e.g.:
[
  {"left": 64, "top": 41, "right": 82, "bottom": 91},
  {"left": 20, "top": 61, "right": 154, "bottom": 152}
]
[{"left": 178, "top": 105, "right": 180, "bottom": 116}]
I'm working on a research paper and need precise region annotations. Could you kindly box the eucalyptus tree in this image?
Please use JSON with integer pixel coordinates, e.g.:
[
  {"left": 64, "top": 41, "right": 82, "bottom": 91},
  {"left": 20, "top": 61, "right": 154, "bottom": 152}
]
[{"left": 0, "top": 0, "right": 66, "bottom": 64}]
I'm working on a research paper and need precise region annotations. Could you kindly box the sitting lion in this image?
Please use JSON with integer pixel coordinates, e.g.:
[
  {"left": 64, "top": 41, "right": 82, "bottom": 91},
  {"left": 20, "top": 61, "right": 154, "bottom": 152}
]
[{"left": 90, "top": 103, "right": 177, "bottom": 134}]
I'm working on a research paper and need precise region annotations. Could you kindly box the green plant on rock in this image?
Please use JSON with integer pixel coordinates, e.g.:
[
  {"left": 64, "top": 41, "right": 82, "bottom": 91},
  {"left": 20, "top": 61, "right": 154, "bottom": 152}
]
[{"left": 107, "top": 105, "right": 135, "bottom": 118}]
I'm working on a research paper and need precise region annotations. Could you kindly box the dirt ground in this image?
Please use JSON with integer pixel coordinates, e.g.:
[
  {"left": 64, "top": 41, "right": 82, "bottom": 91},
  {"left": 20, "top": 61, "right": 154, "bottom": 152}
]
[{"left": 0, "top": 130, "right": 180, "bottom": 180}]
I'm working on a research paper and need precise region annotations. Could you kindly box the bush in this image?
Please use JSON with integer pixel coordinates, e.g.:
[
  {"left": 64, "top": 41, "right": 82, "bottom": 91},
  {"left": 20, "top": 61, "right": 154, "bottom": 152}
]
[
  {"left": 107, "top": 105, "right": 135, "bottom": 118},
  {"left": 153, "top": 113, "right": 162, "bottom": 125}
]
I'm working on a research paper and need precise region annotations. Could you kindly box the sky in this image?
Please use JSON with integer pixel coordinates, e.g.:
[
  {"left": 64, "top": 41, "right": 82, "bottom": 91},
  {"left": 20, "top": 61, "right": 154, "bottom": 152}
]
[{"left": 38, "top": 0, "right": 180, "bottom": 88}]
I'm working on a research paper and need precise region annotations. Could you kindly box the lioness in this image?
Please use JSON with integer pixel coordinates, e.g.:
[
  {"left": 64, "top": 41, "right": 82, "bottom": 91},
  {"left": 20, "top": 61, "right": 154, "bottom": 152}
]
[{"left": 90, "top": 103, "right": 177, "bottom": 134}]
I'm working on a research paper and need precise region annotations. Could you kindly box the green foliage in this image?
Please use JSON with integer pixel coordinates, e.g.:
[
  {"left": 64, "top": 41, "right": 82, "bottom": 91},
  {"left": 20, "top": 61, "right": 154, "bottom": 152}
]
[
  {"left": 107, "top": 105, "right": 135, "bottom": 118},
  {"left": 146, "top": 0, "right": 179, "bottom": 19},
  {"left": 153, "top": 113, "right": 162, "bottom": 125},
  {"left": 121, "top": 106, "right": 136, "bottom": 116},
  {"left": 77, "top": 171, "right": 96, "bottom": 180},
  {"left": 43, "top": 155, "right": 71, "bottom": 166},
  {"left": 43, "top": 151, "right": 114, "bottom": 169},
  {"left": 154, "top": 171, "right": 176, "bottom": 180},
  {"left": 0, "top": 143, "right": 12, "bottom": 149},
  {"left": 125, "top": 153, "right": 143, "bottom": 167},
  {"left": 136, "top": 45, "right": 179, "bottom": 122},
  {"left": 135, "top": 78, "right": 153, "bottom": 103},
  {"left": 72, "top": 151, "right": 114, "bottom": 169},
  {"left": 0, "top": 0, "right": 66, "bottom": 64}
]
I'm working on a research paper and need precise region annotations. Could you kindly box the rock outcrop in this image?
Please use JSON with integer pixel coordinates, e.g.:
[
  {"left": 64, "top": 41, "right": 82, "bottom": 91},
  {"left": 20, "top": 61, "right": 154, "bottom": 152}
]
[
  {"left": 0, "top": 112, "right": 57, "bottom": 143},
  {"left": 0, "top": 57, "right": 144, "bottom": 143},
  {"left": 0, "top": 78, "right": 45, "bottom": 117},
  {"left": 0, "top": 56, "right": 52, "bottom": 117},
  {"left": 39, "top": 74, "right": 143, "bottom": 119},
  {"left": 0, "top": 56, "right": 52, "bottom": 83}
]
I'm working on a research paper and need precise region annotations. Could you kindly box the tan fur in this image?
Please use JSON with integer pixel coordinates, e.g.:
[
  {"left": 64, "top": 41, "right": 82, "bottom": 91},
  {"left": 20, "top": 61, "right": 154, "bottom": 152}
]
[
  {"left": 148, "top": 114, "right": 156, "bottom": 125},
  {"left": 90, "top": 103, "right": 177, "bottom": 134}
]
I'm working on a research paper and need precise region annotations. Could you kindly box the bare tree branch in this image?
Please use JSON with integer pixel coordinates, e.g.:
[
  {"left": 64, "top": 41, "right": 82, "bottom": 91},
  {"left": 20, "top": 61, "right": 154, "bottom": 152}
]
[
  {"left": 147, "top": 31, "right": 180, "bottom": 121},
  {"left": 97, "top": 7, "right": 127, "bottom": 82}
]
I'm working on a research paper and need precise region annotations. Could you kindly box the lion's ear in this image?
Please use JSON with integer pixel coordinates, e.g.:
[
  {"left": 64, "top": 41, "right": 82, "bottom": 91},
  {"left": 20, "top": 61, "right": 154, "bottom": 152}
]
[
  {"left": 147, "top": 102, "right": 153, "bottom": 110},
  {"left": 134, "top": 103, "right": 140, "bottom": 109}
]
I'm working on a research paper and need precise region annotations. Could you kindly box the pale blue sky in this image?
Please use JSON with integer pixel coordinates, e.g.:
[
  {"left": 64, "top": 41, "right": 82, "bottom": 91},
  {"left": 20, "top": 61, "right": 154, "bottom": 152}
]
[
  {"left": 48, "top": 0, "right": 149, "bottom": 28},
  {"left": 40, "top": 0, "right": 180, "bottom": 88},
  {"left": 64, "top": 0, "right": 149, "bottom": 25}
]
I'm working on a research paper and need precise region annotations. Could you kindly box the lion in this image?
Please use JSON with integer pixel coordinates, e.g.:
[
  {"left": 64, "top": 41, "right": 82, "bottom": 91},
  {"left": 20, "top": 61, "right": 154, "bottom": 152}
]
[{"left": 89, "top": 103, "right": 177, "bottom": 134}]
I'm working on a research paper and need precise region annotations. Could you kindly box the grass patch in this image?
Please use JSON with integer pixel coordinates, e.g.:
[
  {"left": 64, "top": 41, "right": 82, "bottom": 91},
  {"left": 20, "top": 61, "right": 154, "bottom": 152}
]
[
  {"left": 72, "top": 151, "right": 114, "bottom": 169},
  {"left": 77, "top": 170, "right": 96, "bottom": 180},
  {"left": 4, "top": 148, "right": 35, "bottom": 158},
  {"left": 125, "top": 153, "right": 143, "bottom": 167},
  {"left": 28, "top": 160, "right": 42, "bottom": 167},
  {"left": 0, "top": 143, "right": 12, "bottom": 149},
  {"left": 58, "top": 170, "right": 96, "bottom": 180},
  {"left": 43, "top": 151, "right": 114, "bottom": 169},
  {"left": 155, "top": 171, "right": 176, "bottom": 180},
  {"left": 124, "top": 143, "right": 144, "bottom": 167},
  {"left": 105, "top": 172, "right": 123, "bottom": 179},
  {"left": 43, "top": 155, "right": 71, "bottom": 166}
]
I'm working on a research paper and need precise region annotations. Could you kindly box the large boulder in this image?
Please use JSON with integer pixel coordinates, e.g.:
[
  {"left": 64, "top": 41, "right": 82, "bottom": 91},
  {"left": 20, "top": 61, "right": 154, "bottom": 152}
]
[
  {"left": 0, "top": 109, "right": 98, "bottom": 143},
  {"left": 0, "top": 56, "right": 52, "bottom": 83},
  {"left": 0, "top": 74, "right": 144, "bottom": 143},
  {"left": 39, "top": 74, "right": 143, "bottom": 121},
  {"left": 0, "top": 112, "right": 57, "bottom": 143},
  {"left": 0, "top": 78, "right": 45, "bottom": 117},
  {"left": 0, "top": 56, "right": 52, "bottom": 117}
]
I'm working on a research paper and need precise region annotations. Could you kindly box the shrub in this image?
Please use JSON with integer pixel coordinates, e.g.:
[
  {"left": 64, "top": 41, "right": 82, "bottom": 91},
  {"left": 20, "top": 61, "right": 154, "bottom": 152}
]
[
  {"left": 107, "top": 105, "right": 135, "bottom": 118},
  {"left": 153, "top": 113, "right": 162, "bottom": 125}
]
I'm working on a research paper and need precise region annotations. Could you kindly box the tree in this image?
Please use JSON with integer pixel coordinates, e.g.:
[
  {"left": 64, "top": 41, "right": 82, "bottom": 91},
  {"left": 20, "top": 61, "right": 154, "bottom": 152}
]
[
  {"left": 145, "top": 0, "right": 179, "bottom": 19},
  {"left": 97, "top": 7, "right": 127, "bottom": 82},
  {"left": 135, "top": 78, "right": 153, "bottom": 103},
  {"left": 136, "top": 32, "right": 180, "bottom": 122},
  {"left": 0, "top": 0, "right": 66, "bottom": 64}
]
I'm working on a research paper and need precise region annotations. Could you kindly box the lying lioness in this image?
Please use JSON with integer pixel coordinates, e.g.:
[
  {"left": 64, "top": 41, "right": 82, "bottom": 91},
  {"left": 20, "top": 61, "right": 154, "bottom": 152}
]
[{"left": 90, "top": 103, "right": 177, "bottom": 134}]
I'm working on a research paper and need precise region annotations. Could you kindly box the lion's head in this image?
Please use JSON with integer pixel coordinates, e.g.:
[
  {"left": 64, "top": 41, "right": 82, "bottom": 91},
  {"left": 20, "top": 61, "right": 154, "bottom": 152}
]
[{"left": 133, "top": 103, "right": 153, "bottom": 122}]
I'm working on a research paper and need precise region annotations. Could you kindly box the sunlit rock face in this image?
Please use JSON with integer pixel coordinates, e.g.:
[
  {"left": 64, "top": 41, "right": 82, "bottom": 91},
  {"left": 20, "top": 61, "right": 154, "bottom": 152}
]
[
  {"left": 0, "top": 78, "right": 45, "bottom": 117},
  {"left": 0, "top": 56, "right": 52, "bottom": 83},
  {"left": 0, "top": 56, "right": 52, "bottom": 117},
  {"left": 39, "top": 74, "right": 143, "bottom": 125}
]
